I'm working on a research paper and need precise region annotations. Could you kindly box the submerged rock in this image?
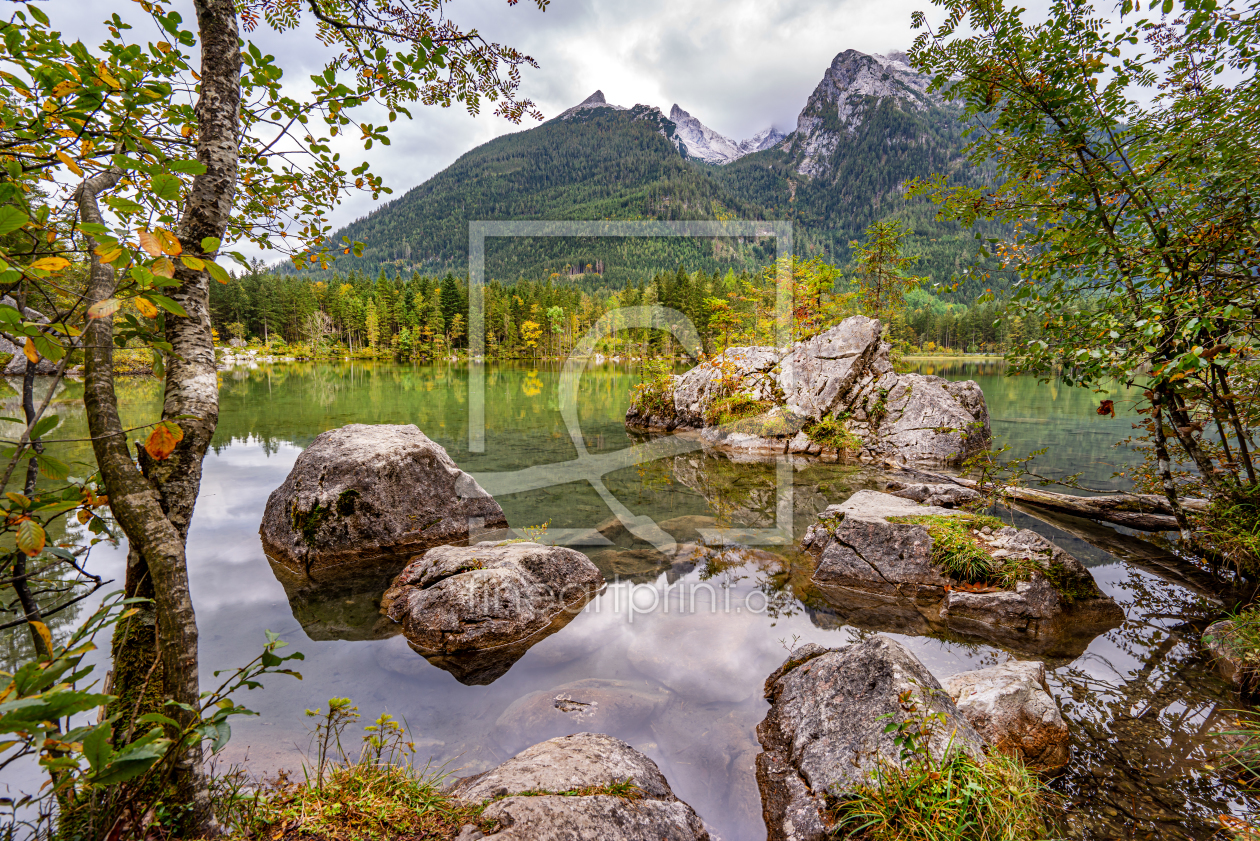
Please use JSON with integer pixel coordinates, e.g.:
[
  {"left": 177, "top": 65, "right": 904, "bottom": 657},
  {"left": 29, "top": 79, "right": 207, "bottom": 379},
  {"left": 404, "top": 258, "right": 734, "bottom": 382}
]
[
  {"left": 624, "top": 316, "right": 990, "bottom": 464},
  {"left": 802, "top": 490, "right": 1125, "bottom": 657},
  {"left": 493, "top": 678, "right": 672, "bottom": 756},
  {"left": 260, "top": 424, "right": 507, "bottom": 574},
  {"left": 381, "top": 542, "right": 604, "bottom": 684},
  {"left": 1203, "top": 619, "right": 1252, "bottom": 691},
  {"left": 755, "top": 637, "right": 985, "bottom": 841},
  {"left": 450, "top": 732, "right": 710, "bottom": 841},
  {"left": 943, "top": 660, "right": 1071, "bottom": 770}
]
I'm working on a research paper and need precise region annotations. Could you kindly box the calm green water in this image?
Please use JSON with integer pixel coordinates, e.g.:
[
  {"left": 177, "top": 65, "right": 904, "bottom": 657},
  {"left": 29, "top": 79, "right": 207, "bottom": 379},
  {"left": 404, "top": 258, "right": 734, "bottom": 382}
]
[{"left": 0, "top": 360, "right": 1248, "bottom": 841}]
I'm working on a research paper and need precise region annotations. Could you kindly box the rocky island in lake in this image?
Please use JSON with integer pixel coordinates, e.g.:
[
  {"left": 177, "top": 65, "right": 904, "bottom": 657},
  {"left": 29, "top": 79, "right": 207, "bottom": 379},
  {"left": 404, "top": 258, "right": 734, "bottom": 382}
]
[{"left": 626, "top": 316, "right": 991, "bottom": 464}]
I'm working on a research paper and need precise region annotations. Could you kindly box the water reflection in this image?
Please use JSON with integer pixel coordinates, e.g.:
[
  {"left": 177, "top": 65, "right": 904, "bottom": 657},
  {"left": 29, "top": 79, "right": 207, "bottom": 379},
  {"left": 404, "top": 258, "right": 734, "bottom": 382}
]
[{"left": 3, "top": 360, "right": 1256, "bottom": 841}]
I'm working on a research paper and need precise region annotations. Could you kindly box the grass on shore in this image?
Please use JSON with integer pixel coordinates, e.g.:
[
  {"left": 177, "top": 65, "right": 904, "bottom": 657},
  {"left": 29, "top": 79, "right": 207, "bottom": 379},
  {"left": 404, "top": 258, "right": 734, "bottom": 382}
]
[
  {"left": 831, "top": 749, "right": 1054, "bottom": 841},
  {"left": 226, "top": 763, "right": 494, "bottom": 841}
]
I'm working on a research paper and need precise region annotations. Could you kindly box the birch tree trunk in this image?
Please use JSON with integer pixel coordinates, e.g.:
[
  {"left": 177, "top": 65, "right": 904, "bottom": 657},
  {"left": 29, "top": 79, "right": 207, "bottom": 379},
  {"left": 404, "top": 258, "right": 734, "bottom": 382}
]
[{"left": 77, "top": 0, "right": 240, "bottom": 833}]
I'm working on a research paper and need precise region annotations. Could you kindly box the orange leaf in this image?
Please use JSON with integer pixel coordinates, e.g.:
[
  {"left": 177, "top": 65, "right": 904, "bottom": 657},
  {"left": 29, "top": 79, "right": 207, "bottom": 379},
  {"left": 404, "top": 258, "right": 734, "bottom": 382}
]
[
  {"left": 87, "top": 298, "right": 121, "bottom": 319},
  {"left": 134, "top": 297, "right": 158, "bottom": 318},
  {"left": 23, "top": 338, "right": 38, "bottom": 364},
  {"left": 155, "top": 228, "right": 182, "bottom": 256},
  {"left": 138, "top": 229, "right": 163, "bottom": 257},
  {"left": 31, "top": 256, "right": 69, "bottom": 271},
  {"left": 181, "top": 124, "right": 194, "bottom": 138},
  {"left": 144, "top": 422, "right": 184, "bottom": 461}
]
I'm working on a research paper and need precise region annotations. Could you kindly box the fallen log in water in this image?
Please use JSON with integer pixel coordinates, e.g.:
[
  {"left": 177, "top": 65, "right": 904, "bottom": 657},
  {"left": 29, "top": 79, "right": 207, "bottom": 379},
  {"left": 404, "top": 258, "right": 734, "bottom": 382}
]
[
  {"left": 906, "top": 472, "right": 1207, "bottom": 532},
  {"left": 1005, "top": 502, "right": 1248, "bottom": 604}
]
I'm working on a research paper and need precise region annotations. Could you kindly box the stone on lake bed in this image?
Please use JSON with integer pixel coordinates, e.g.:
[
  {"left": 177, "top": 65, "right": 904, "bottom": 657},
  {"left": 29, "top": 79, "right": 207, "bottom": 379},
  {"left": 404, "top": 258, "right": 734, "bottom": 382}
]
[
  {"left": 449, "top": 732, "right": 711, "bottom": 841},
  {"left": 380, "top": 542, "right": 605, "bottom": 684},
  {"left": 755, "top": 637, "right": 986, "bottom": 841},
  {"left": 493, "top": 678, "right": 671, "bottom": 755},
  {"left": 802, "top": 490, "right": 1125, "bottom": 658},
  {"left": 259, "top": 423, "right": 507, "bottom": 574},
  {"left": 943, "top": 660, "right": 1071, "bottom": 770}
]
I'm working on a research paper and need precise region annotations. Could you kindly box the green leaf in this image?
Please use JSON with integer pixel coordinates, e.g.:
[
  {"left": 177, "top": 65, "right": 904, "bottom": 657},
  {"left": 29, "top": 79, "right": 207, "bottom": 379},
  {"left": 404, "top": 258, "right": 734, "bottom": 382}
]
[
  {"left": 30, "top": 414, "right": 60, "bottom": 441},
  {"left": 150, "top": 173, "right": 181, "bottom": 202},
  {"left": 145, "top": 293, "right": 188, "bottom": 318},
  {"left": 81, "top": 722, "right": 112, "bottom": 772},
  {"left": 0, "top": 206, "right": 29, "bottom": 237},
  {"left": 205, "top": 260, "right": 230, "bottom": 284},
  {"left": 200, "top": 237, "right": 221, "bottom": 252}
]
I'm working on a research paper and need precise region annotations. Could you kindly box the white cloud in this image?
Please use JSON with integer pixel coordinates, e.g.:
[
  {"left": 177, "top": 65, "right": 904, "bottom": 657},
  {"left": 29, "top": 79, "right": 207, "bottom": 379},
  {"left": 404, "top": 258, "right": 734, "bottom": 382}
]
[{"left": 39, "top": 0, "right": 981, "bottom": 259}]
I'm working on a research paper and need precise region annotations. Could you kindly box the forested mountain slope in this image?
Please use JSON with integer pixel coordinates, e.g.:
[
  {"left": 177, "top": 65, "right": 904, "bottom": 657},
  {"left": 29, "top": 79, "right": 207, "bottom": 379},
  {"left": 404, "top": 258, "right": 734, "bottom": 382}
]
[{"left": 314, "top": 49, "right": 1002, "bottom": 300}]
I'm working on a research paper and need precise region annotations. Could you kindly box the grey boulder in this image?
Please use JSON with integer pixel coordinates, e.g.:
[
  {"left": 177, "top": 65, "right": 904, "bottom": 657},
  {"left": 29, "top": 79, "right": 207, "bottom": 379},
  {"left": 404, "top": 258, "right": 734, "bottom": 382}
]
[
  {"left": 803, "top": 490, "right": 1124, "bottom": 657},
  {"left": 756, "top": 637, "right": 985, "bottom": 841},
  {"left": 259, "top": 424, "right": 507, "bottom": 574},
  {"left": 381, "top": 542, "right": 604, "bottom": 684},
  {"left": 449, "top": 732, "right": 710, "bottom": 841},
  {"left": 943, "top": 660, "right": 1070, "bottom": 770}
]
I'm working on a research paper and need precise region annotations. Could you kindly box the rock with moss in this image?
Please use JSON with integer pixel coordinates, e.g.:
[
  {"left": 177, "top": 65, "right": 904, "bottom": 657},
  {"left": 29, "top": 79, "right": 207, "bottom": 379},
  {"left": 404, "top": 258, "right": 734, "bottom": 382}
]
[
  {"left": 802, "top": 490, "right": 1124, "bottom": 657},
  {"left": 380, "top": 542, "right": 604, "bottom": 684},
  {"left": 450, "top": 732, "right": 710, "bottom": 841},
  {"left": 943, "top": 660, "right": 1070, "bottom": 770},
  {"left": 624, "top": 317, "right": 990, "bottom": 465},
  {"left": 260, "top": 424, "right": 507, "bottom": 574},
  {"left": 755, "top": 636, "right": 986, "bottom": 841}
]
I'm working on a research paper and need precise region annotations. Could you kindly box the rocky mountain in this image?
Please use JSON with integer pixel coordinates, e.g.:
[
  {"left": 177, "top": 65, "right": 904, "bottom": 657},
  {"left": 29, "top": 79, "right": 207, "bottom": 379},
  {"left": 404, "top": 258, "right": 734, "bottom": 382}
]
[
  {"left": 785, "top": 51, "right": 933, "bottom": 177},
  {"left": 668, "top": 104, "right": 785, "bottom": 165},
  {"left": 316, "top": 49, "right": 999, "bottom": 300}
]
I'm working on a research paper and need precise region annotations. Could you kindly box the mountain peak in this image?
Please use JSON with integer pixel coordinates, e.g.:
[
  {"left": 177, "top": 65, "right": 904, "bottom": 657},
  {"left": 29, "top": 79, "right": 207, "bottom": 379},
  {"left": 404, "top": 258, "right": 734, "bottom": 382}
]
[
  {"left": 669, "top": 105, "right": 784, "bottom": 165},
  {"left": 556, "top": 89, "right": 627, "bottom": 120},
  {"left": 789, "top": 48, "right": 932, "bottom": 177}
]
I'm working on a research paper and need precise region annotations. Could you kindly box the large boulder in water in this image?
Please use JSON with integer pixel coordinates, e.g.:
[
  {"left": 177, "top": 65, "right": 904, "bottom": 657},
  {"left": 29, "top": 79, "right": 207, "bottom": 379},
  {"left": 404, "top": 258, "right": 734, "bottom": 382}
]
[
  {"left": 755, "top": 638, "right": 986, "bottom": 841},
  {"left": 259, "top": 424, "right": 506, "bottom": 575},
  {"left": 380, "top": 541, "right": 604, "bottom": 684},
  {"left": 943, "top": 660, "right": 1071, "bottom": 771},
  {"left": 624, "top": 316, "right": 990, "bottom": 465},
  {"left": 449, "top": 732, "right": 710, "bottom": 841},
  {"left": 801, "top": 490, "right": 1124, "bottom": 657}
]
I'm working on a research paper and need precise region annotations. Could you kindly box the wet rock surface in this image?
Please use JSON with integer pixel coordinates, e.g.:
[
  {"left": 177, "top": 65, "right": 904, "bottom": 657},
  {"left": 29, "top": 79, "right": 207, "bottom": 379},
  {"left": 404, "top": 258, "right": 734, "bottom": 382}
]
[
  {"left": 1203, "top": 619, "right": 1250, "bottom": 690},
  {"left": 755, "top": 637, "right": 985, "bottom": 841},
  {"left": 802, "top": 490, "right": 1125, "bottom": 657},
  {"left": 887, "top": 480, "right": 982, "bottom": 508},
  {"left": 450, "top": 732, "right": 710, "bottom": 841},
  {"left": 624, "top": 316, "right": 990, "bottom": 464},
  {"left": 381, "top": 542, "right": 604, "bottom": 684},
  {"left": 260, "top": 423, "right": 507, "bottom": 573},
  {"left": 943, "top": 660, "right": 1070, "bottom": 770}
]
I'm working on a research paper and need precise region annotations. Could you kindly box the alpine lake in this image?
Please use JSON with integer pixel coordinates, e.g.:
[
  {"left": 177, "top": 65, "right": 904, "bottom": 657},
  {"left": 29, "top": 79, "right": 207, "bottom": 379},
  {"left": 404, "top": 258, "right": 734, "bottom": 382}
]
[{"left": 1, "top": 358, "right": 1254, "bottom": 841}]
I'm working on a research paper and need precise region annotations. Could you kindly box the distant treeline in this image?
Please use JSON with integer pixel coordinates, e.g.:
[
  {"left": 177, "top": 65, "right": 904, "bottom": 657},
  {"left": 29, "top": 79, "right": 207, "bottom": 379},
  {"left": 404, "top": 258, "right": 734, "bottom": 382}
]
[{"left": 210, "top": 264, "right": 1032, "bottom": 358}]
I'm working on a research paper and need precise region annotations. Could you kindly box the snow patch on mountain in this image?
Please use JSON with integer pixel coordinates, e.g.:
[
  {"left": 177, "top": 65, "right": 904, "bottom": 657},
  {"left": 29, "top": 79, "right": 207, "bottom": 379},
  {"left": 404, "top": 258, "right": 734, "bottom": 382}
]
[{"left": 669, "top": 104, "right": 784, "bottom": 165}]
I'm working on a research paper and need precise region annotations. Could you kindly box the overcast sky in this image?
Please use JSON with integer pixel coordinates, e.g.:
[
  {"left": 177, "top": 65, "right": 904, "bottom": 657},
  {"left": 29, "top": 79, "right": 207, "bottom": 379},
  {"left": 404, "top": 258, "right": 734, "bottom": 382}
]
[{"left": 49, "top": 0, "right": 974, "bottom": 254}]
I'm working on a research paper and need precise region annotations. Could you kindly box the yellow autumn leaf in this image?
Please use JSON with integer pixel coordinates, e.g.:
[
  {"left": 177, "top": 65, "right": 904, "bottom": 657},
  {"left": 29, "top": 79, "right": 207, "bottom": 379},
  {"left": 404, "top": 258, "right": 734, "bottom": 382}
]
[
  {"left": 23, "top": 338, "right": 38, "bottom": 364},
  {"left": 30, "top": 620, "right": 52, "bottom": 653},
  {"left": 77, "top": 508, "right": 91, "bottom": 524},
  {"left": 135, "top": 297, "right": 159, "bottom": 318},
  {"left": 152, "top": 257, "right": 175, "bottom": 278},
  {"left": 55, "top": 150, "right": 83, "bottom": 177},
  {"left": 30, "top": 256, "right": 69, "bottom": 271},
  {"left": 138, "top": 229, "right": 163, "bottom": 257},
  {"left": 181, "top": 124, "right": 194, "bottom": 138},
  {"left": 94, "top": 245, "right": 123, "bottom": 262},
  {"left": 180, "top": 255, "right": 205, "bottom": 271},
  {"left": 96, "top": 62, "right": 120, "bottom": 89},
  {"left": 51, "top": 79, "right": 77, "bottom": 97},
  {"left": 155, "top": 228, "right": 182, "bottom": 256}
]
